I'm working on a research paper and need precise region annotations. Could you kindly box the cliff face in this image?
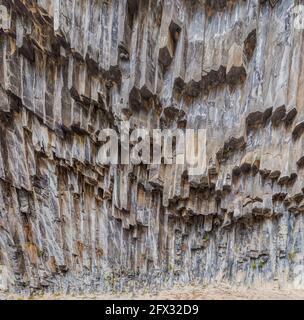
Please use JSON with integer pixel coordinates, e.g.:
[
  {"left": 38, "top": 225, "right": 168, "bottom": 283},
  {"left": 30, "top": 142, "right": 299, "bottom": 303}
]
[{"left": 0, "top": 0, "right": 304, "bottom": 293}]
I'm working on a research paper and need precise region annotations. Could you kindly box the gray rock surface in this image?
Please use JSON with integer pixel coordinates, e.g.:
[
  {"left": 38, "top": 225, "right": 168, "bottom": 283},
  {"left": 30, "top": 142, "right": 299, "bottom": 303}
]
[{"left": 0, "top": 0, "right": 304, "bottom": 294}]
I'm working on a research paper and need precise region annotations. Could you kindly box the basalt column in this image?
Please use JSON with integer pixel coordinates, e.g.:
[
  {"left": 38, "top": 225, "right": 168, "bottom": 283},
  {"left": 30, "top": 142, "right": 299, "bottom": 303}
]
[{"left": 0, "top": 0, "right": 304, "bottom": 293}]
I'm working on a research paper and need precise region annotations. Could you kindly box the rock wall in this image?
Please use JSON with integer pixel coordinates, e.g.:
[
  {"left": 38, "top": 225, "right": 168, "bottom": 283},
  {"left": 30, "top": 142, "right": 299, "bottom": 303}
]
[{"left": 0, "top": 0, "right": 304, "bottom": 293}]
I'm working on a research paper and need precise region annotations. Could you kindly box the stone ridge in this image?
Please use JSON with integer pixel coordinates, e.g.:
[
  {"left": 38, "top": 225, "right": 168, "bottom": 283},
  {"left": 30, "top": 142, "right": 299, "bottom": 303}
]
[{"left": 0, "top": 0, "right": 304, "bottom": 293}]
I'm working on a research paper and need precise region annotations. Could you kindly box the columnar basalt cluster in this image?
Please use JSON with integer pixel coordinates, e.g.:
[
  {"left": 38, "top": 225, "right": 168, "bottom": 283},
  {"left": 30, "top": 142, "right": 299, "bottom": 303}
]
[{"left": 0, "top": 0, "right": 304, "bottom": 293}]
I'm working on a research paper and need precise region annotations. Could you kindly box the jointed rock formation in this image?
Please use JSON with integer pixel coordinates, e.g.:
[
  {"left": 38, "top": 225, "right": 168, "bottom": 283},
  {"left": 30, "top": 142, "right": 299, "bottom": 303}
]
[{"left": 0, "top": 0, "right": 304, "bottom": 293}]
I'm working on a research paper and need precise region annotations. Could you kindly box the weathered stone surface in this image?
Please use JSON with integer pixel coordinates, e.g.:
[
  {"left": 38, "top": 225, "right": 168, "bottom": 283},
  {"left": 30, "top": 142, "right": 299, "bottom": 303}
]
[{"left": 0, "top": 0, "right": 304, "bottom": 294}]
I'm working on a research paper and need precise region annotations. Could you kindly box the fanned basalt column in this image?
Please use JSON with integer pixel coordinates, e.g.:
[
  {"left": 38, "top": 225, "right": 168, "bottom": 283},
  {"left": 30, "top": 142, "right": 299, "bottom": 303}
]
[{"left": 0, "top": 0, "right": 304, "bottom": 294}]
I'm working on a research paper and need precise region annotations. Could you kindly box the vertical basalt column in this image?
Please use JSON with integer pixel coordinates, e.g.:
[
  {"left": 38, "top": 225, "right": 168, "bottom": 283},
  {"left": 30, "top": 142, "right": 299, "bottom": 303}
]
[{"left": 0, "top": 0, "right": 304, "bottom": 293}]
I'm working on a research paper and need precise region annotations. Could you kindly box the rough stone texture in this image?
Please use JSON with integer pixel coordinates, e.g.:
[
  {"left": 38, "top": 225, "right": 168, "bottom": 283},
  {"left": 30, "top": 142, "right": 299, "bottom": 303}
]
[{"left": 0, "top": 0, "right": 304, "bottom": 294}]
